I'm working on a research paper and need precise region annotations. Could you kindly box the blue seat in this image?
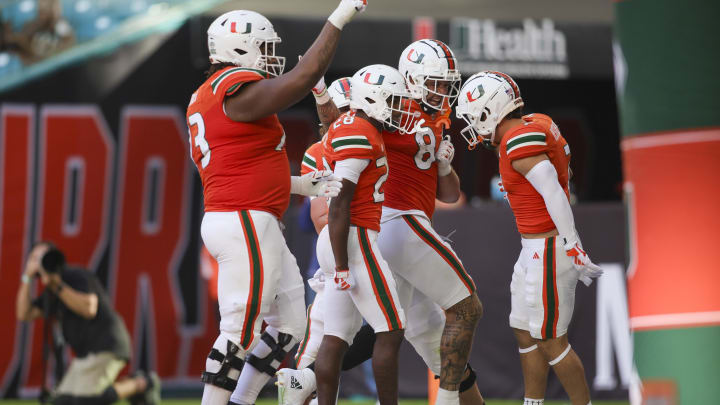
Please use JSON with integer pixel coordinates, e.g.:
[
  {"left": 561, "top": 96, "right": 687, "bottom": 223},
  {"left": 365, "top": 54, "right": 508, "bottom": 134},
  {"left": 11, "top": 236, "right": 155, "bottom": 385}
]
[
  {"left": 2, "top": 0, "right": 38, "bottom": 32},
  {"left": 0, "top": 52, "right": 24, "bottom": 76}
]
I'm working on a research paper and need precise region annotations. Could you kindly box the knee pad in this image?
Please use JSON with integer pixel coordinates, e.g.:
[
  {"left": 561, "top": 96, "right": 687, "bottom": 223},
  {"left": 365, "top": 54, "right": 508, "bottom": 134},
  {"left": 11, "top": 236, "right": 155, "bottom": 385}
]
[
  {"left": 459, "top": 363, "right": 477, "bottom": 393},
  {"left": 201, "top": 336, "right": 245, "bottom": 391},
  {"left": 246, "top": 327, "right": 297, "bottom": 376}
]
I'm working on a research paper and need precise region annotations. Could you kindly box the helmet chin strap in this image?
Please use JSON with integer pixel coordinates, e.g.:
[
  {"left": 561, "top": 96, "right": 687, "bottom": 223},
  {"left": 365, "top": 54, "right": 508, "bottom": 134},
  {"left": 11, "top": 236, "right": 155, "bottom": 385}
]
[{"left": 481, "top": 139, "right": 497, "bottom": 151}]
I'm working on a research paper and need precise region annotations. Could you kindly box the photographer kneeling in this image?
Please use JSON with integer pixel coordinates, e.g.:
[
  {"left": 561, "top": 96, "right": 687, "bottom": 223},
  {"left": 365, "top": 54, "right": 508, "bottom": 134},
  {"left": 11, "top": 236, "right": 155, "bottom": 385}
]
[{"left": 15, "top": 242, "right": 160, "bottom": 405}]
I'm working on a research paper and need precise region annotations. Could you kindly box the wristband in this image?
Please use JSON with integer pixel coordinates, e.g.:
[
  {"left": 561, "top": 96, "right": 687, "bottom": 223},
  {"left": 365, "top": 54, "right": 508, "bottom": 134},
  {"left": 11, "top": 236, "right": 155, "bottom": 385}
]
[
  {"left": 313, "top": 88, "right": 331, "bottom": 104},
  {"left": 21, "top": 274, "right": 31, "bottom": 284}
]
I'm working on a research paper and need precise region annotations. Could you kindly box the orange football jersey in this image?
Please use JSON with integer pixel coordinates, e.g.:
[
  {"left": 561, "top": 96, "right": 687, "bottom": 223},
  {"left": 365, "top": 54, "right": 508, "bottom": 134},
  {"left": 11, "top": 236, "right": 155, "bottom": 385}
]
[
  {"left": 187, "top": 66, "right": 290, "bottom": 218},
  {"left": 300, "top": 140, "right": 326, "bottom": 176},
  {"left": 322, "top": 111, "right": 387, "bottom": 231},
  {"left": 499, "top": 113, "right": 571, "bottom": 234},
  {"left": 382, "top": 99, "right": 452, "bottom": 218}
]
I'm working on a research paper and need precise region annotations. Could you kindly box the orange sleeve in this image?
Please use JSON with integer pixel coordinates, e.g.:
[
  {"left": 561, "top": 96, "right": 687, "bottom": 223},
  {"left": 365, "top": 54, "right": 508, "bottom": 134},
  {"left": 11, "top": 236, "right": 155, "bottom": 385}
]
[
  {"left": 301, "top": 143, "right": 323, "bottom": 175},
  {"left": 209, "top": 68, "right": 266, "bottom": 98}
]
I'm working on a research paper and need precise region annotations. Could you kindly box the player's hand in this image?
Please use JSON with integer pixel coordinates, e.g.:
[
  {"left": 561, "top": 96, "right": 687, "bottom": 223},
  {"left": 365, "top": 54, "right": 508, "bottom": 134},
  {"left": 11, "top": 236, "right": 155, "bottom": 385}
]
[
  {"left": 564, "top": 240, "right": 603, "bottom": 283},
  {"left": 328, "top": 0, "right": 367, "bottom": 30},
  {"left": 291, "top": 170, "right": 342, "bottom": 197},
  {"left": 333, "top": 268, "right": 355, "bottom": 290},
  {"left": 436, "top": 136, "right": 455, "bottom": 176}
]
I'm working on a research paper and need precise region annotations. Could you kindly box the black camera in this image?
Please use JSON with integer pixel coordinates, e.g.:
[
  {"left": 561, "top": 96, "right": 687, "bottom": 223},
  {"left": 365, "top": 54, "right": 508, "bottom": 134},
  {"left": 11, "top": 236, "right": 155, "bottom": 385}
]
[{"left": 41, "top": 248, "right": 66, "bottom": 274}]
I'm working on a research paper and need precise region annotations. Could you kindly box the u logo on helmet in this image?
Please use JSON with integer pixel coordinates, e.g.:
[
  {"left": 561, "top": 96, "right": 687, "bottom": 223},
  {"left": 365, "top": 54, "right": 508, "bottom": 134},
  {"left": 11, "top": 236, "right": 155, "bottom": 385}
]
[
  {"left": 230, "top": 22, "right": 252, "bottom": 34},
  {"left": 363, "top": 73, "right": 385, "bottom": 85},
  {"left": 466, "top": 84, "right": 485, "bottom": 102},
  {"left": 406, "top": 49, "right": 425, "bottom": 64}
]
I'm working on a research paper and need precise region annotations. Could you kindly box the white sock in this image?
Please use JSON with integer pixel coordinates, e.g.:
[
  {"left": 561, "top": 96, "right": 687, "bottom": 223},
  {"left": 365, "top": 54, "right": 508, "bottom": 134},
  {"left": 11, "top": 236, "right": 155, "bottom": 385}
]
[
  {"left": 524, "top": 398, "right": 544, "bottom": 405},
  {"left": 434, "top": 388, "right": 459, "bottom": 405},
  {"left": 230, "top": 326, "right": 297, "bottom": 404},
  {"left": 201, "top": 384, "right": 232, "bottom": 405}
]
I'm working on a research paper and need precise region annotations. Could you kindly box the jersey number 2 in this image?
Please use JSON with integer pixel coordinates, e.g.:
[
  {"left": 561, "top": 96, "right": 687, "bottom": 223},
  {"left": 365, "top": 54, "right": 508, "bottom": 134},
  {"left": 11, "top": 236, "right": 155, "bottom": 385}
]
[{"left": 188, "top": 112, "right": 210, "bottom": 169}]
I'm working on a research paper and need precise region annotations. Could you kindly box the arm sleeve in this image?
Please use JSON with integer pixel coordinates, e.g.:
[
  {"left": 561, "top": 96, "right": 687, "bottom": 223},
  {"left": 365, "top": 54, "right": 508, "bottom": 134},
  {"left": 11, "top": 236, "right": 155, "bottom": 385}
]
[
  {"left": 334, "top": 158, "right": 370, "bottom": 184},
  {"left": 524, "top": 159, "right": 578, "bottom": 244}
]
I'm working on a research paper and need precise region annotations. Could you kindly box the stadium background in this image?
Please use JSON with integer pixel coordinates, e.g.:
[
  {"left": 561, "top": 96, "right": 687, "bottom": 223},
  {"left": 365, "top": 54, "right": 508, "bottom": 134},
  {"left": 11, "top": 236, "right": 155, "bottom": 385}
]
[{"left": 0, "top": 0, "right": 718, "bottom": 404}]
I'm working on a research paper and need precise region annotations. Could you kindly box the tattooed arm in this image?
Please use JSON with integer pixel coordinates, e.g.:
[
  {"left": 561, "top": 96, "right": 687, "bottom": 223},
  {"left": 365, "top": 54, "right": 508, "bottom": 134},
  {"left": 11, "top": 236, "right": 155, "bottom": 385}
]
[{"left": 316, "top": 99, "right": 342, "bottom": 135}]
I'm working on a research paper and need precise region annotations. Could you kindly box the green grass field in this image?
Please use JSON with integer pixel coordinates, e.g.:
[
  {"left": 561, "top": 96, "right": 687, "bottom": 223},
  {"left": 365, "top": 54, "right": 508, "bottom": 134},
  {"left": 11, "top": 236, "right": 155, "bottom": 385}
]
[{"left": 0, "top": 399, "right": 630, "bottom": 405}]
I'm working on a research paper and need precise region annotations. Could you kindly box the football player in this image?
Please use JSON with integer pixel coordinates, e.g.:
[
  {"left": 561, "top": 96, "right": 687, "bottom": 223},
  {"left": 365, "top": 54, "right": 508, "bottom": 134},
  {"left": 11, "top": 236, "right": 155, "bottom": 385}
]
[
  {"left": 289, "top": 40, "right": 485, "bottom": 405},
  {"left": 314, "top": 64, "right": 414, "bottom": 405},
  {"left": 456, "top": 71, "right": 603, "bottom": 405},
  {"left": 186, "top": 3, "right": 367, "bottom": 405},
  {"left": 276, "top": 78, "right": 382, "bottom": 403}
]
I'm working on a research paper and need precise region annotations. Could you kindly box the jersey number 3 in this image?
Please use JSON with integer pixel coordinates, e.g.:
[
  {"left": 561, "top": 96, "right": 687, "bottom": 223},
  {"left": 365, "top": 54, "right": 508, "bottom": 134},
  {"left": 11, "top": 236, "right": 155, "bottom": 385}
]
[{"left": 188, "top": 112, "right": 210, "bottom": 169}]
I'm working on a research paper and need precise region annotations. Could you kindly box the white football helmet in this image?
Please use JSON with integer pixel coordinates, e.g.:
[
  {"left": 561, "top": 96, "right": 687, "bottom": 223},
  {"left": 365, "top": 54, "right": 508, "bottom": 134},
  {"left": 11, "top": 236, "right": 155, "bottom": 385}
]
[
  {"left": 398, "top": 39, "right": 461, "bottom": 112},
  {"left": 328, "top": 77, "right": 352, "bottom": 110},
  {"left": 455, "top": 71, "right": 524, "bottom": 149},
  {"left": 207, "top": 10, "right": 285, "bottom": 77},
  {"left": 350, "top": 64, "right": 415, "bottom": 134}
]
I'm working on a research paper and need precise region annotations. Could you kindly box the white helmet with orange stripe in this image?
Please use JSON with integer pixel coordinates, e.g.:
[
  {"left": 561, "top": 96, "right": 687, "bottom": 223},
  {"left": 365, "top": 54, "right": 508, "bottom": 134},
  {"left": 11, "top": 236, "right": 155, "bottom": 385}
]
[
  {"left": 207, "top": 10, "right": 286, "bottom": 77},
  {"left": 398, "top": 39, "right": 461, "bottom": 112},
  {"left": 350, "top": 64, "right": 415, "bottom": 134},
  {"left": 455, "top": 71, "right": 524, "bottom": 149}
]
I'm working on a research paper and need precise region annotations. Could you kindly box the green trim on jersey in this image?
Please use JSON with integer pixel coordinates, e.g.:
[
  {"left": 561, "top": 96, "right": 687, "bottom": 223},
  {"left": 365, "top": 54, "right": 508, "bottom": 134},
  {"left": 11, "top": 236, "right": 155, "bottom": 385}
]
[
  {"left": 331, "top": 136, "right": 371, "bottom": 151},
  {"left": 302, "top": 154, "right": 317, "bottom": 169},
  {"left": 506, "top": 133, "right": 547, "bottom": 154},
  {"left": 211, "top": 67, "right": 266, "bottom": 93}
]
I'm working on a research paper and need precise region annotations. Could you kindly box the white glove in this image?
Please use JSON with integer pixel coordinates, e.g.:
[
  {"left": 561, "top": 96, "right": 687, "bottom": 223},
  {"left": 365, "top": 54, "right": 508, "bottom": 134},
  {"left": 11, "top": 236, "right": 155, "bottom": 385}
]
[
  {"left": 333, "top": 268, "right": 355, "bottom": 290},
  {"left": 328, "top": 0, "right": 367, "bottom": 29},
  {"left": 291, "top": 170, "right": 342, "bottom": 197},
  {"left": 436, "top": 136, "right": 455, "bottom": 176},
  {"left": 564, "top": 240, "right": 603, "bottom": 286}
]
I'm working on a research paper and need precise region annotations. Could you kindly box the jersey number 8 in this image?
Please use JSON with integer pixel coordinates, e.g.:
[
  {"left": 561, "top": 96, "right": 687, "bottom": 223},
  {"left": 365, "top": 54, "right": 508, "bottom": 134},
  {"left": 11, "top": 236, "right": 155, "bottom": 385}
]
[{"left": 414, "top": 129, "right": 436, "bottom": 170}]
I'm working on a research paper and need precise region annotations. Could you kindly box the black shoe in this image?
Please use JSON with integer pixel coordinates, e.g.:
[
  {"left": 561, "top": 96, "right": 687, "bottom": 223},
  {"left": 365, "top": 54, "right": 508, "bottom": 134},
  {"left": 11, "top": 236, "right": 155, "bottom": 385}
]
[
  {"left": 143, "top": 371, "right": 161, "bottom": 405},
  {"left": 128, "top": 370, "right": 161, "bottom": 405}
]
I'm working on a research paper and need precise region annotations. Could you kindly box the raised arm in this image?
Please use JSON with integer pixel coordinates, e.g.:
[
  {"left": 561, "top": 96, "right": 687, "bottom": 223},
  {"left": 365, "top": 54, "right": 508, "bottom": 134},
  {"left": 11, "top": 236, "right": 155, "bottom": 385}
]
[
  {"left": 16, "top": 245, "right": 47, "bottom": 321},
  {"left": 226, "top": 1, "right": 366, "bottom": 122}
]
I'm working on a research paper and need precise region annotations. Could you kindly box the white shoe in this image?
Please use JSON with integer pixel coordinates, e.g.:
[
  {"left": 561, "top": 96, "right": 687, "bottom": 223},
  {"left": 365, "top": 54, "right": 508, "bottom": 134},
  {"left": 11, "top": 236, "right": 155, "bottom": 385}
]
[{"left": 276, "top": 368, "right": 317, "bottom": 405}]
